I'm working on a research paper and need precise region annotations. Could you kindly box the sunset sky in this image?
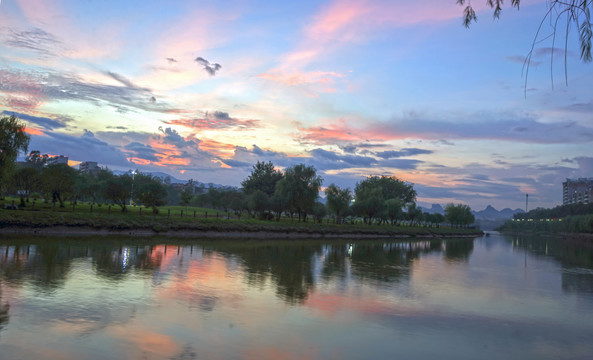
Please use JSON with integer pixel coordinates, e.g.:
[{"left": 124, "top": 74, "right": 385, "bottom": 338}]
[{"left": 1, "top": 0, "right": 591, "bottom": 210}]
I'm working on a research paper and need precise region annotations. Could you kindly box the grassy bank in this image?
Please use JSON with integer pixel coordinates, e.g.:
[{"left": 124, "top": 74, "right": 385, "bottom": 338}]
[{"left": 0, "top": 206, "right": 482, "bottom": 238}]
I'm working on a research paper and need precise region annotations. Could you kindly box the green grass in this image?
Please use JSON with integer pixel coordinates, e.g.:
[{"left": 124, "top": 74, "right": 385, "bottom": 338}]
[{"left": 0, "top": 197, "right": 483, "bottom": 237}]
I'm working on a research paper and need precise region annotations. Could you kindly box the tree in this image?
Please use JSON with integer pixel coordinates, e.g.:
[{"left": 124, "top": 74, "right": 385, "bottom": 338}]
[
  {"left": 353, "top": 176, "right": 416, "bottom": 225},
  {"left": 180, "top": 186, "right": 194, "bottom": 208},
  {"left": 25, "top": 150, "right": 49, "bottom": 169},
  {"left": 275, "top": 164, "right": 322, "bottom": 222},
  {"left": 325, "top": 184, "right": 352, "bottom": 224},
  {"left": 103, "top": 174, "right": 133, "bottom": 212},
  {"left": 385, "top": 198, "right": 403, "bottom": 225},
  {"left": 445, "top": 203, "right": 476, "bottom": 228},
  {"left": 0, "top": 115, "right": 30, "bottom": 197},
  {"left": 312, "top": 201, "right": 327, "bottom": 224},
  {"left": 135, "top": 177, "right": 167, "bottom": 214},
  {"left": 41, "top": 164, "right": 76, "bottom": 207},
  {"left": 247, "top": 189, "right": 270, "bottom": 219},
  {"left": 406, "top": 203, "right": 423, "bottom": 226},
  {"left": 241, "top": 161, "right": 284, "bottom": 197},
  {"left": 12, "top": 166, "right": 41, "bottom": 204}
]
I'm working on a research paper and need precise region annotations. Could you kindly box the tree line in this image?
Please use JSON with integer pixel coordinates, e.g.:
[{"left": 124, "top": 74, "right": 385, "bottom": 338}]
[{"left": 1, "top": 115, "right": 475, "bottom": 227}]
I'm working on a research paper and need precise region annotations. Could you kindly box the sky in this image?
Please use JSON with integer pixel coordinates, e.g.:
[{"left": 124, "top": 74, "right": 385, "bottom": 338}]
[{"left": 1, "top": 0, "right": 592, "bottom": 211}]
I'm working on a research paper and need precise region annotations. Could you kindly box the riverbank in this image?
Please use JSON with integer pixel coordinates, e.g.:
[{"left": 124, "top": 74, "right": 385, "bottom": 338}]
[{"left": 0, "top": 210, "right": 482, "bottom": 238}]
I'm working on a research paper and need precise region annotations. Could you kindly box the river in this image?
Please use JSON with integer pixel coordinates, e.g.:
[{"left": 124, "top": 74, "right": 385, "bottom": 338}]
[{"left": 0, "top": 232, "right": 592, "bottom": 359}]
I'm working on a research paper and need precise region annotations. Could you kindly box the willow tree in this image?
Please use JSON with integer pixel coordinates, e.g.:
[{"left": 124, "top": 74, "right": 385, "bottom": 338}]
[
  {"left": 459, "top": 1, "right": 592, "bottom": 64},
  {"left": 0, "top": 115, "right": 30, "bottom": 197}
]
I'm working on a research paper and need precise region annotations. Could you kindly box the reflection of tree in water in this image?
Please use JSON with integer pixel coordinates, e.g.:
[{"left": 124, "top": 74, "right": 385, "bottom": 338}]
[
  {"left": 208, "top": 243, "right": 322, "bottom": 305},
  {"left": 443, "top": 239, "right": 474, "bottom": 262},
  {"left": 91, "top": 245, "right": 162, "bottom": 280},
  {"left": 0, "top": 282, "right": 9, "bottom": 333},
  {"left": 0, "top": 243, "right": 73, "bottom": 293},
  {"left": 347, "top": 241, "right": 442, "bottom": 284},
  {"left": 508, "top": 235, "right": 593, "bottom": 296},
  {"left": 509, "top": 236, "right": 593, "bottom": 269}
]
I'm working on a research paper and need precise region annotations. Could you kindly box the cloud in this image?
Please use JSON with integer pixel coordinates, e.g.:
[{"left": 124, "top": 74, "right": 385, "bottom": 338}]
[
  {"left": 0, "top": 68, "right": 179, "bottom": 114},
  {"left": 164, "top": 111, "right": 259, "bottom": 131},
  {"left": 194, "top": 57, "right": 221, "bottom": 76},
  {"left": 4, "top": 27, "right": 63, "bottom": 57},
  {"left": 157, "top": 126, "right": 200, "bottom": 148},
  {"left": 257, "top": 69, "right": 346, "bottom": 94},
  {"left": 296, "top": 112, "right": 593, "bottom": 145},
  {"left": 28, "top": 130, "right": 131, "bottom": 167},
  {"left": 375, "top": 148, "right": 433, "bottom": 159},
  {"left": 1, "top": 110, "right": 70, "bottom": 130},
  {"left": 166, "top": 57, "right": 178, "bottom": 64}
]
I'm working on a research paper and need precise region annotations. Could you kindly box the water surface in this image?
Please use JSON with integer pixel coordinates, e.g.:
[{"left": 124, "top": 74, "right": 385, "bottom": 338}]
[{"left": 0, "top": 233, "right": 592, "bottom": 359}]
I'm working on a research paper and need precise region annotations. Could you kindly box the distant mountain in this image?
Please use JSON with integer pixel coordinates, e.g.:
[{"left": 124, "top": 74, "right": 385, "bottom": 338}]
[
  {"left": 420, "top": 203, "right": 524, "bottom": 221},
  {"left": 472, "top": 205, "right": 524, "bottom": 221},
  {"left": 112, "top": 170, "right": 233, "bottom": 189}
]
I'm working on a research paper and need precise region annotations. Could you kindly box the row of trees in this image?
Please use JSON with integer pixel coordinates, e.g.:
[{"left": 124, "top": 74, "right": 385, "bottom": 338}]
[{"left": 1, "top": 115, "right": 476, "bottom": 226}]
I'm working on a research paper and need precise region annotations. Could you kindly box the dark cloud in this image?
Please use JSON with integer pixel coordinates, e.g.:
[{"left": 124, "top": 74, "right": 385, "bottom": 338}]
[
  {"left": 124, "top": 142, "right": 160, "bottom": 162},
  {"left": 164, "top": 111, "right": 259, "bottom": 131},
  {"left": 28, "top": 131, "right": 131, "bottom": 166},
  {"left": 105, "top": 71, "right": 148, "bottom": 91},
  {"left": 4, "top": 27, "right": 63, "bottom": 57},
  {"left": 338, "top": 142, "right": 388, "bottom": 153},
  {"left": 194, "top": 57, "right": 222, "bottom": 76},
  {"left": 1, "top": 110, "right": 70, "bottom": 130},
  {"left": 375, "top": 148, "right": 433, "bottom": 159},
  {"left": 378, "top": 114, "right": 593, "bottom": 144},
  {"left": 310, "top": 148, "right": 375, "bottom": 169},
  {"left": 166, "top": 57, "right": 178, "bottom": 64},
  {"left": 157, "top": 126, "right": 199, "bottom": 148}
]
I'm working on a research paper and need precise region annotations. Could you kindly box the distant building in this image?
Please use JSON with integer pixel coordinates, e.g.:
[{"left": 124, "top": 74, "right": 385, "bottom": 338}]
[
  {"left": 46, "top": 155, "right": 68, "bottom": 166},
  {"left": 79, "top": 161, "right": 101, "bottom": 174},
  {"left": 563, "top": 178, "right": 593, "bottom": 205}
]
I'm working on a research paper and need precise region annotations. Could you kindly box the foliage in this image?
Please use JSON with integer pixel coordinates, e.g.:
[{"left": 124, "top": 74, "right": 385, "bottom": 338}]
[
  {"left": 41, "top": 164, "right": 77, "bottom": 208},
  {"left": 25, "top": 150, "right": 49, "bottom": 169},
  {"left": 353, "top": 176, "right": 415, "bottom": 224},
  {"left": 0, "top": 115, "right": 30, "bottom": 196},
  {"left": 324, "top": 184, "right": 352, "bottom": 223},
  {"left": 445, "top": 203, "right": 475, "bottom": 228},
  {"left": 136, "top": 178, "right": 167, "bottom": 214},
  {"left": 103, "top": 174, "right": 133, "bottom": 212},
  {"left": 312, "top": 201, "right": 327, "bottom": 224},
  {"left": 180, "top": 186, "right": 194, "bottom": 207},
  {"left": 407, "top": 203, "right": 423, "bottom": 226},
  {"left": 11, "top": 166, "right": 40, "bottom": 204},
  {"left": 275, "top": 164, "right": 322, "bottom": 222},
  {"left": 241, "top": 161, "right": 283, "bottom": 197}
]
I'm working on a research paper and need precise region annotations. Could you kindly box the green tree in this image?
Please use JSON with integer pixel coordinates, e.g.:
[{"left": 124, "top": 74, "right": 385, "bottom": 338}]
[
  {"left": 445, "top": 203, "right": 475, "bottom": 228},
  {"left": 103, "top": 174, "right": 133, "bottom": 212},
  {"left": 352, "top": 184, "right": 384, "bottom": 225},
  {"left": 135, "top": 177, "right": 167, "bottom": 214},
  {"left": 247, "top": 189, "right": 270, "bottom": 219},
  {"left": 312, "top": 201, "right": 327, "bottom": 224},
  {"left": 324, "top": 184, "right": 352, "bottom": 224},
  {"left": 25, "top": 150, "right": 49, "bottom": 169},
  {"left": 385, "top": 198, "right": 403, "bottom": 225},
  {"left": 275, "top": 164, "right": 322, "bottom": 222},
  {"left": 241, "top": 161, "right": 284, "bottom": 197},
  {"left": 180, "top": 186, "right": 194, "bottom": 208},
  {"left": 0, "top": 115, "right": 30, "bottom": 197},
  {"left": 11, "top": 166, "right": 41, "bottom": 204},
  {"left": 41, "top": 164, "right": 76, "bottom": 207},
  {"left": 406, "top": 203, "right": 423, "bottom": 226}
]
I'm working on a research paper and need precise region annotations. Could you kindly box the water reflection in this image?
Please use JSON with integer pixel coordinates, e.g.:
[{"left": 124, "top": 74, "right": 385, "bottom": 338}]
[{"left": 0, "top": 235, "right": 591, "bottom": 360}]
